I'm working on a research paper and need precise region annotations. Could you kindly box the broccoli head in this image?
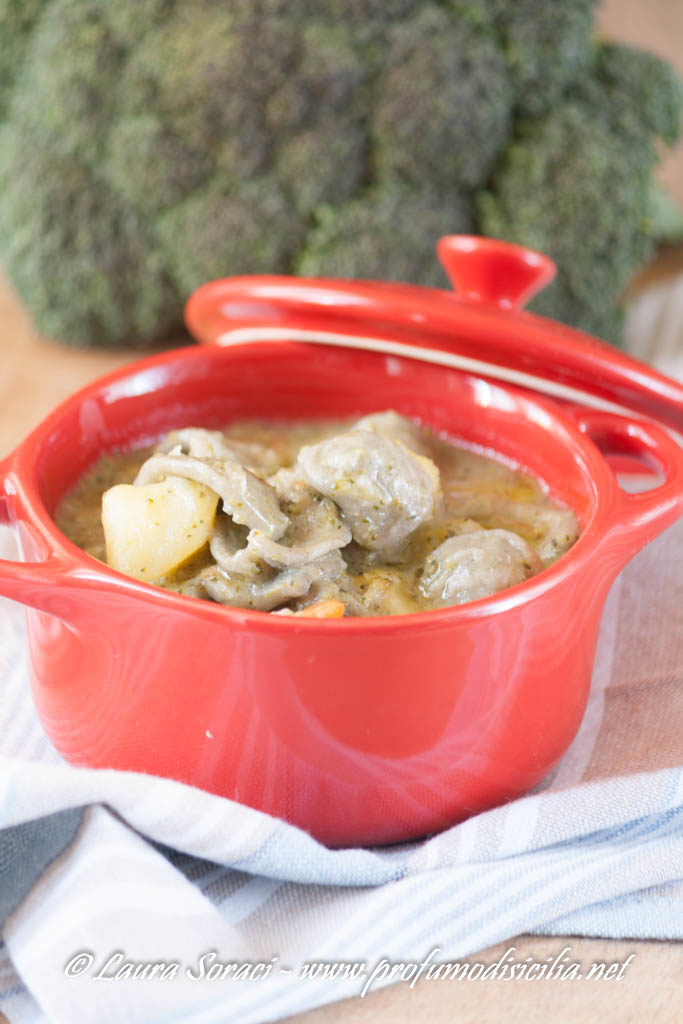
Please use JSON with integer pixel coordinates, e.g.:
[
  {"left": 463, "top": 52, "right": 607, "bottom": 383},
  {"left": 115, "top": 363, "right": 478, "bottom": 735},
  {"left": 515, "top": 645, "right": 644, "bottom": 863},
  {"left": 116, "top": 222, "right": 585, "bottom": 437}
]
[{"left": 0, "top": 0, "right": 680, "bottom": 347}]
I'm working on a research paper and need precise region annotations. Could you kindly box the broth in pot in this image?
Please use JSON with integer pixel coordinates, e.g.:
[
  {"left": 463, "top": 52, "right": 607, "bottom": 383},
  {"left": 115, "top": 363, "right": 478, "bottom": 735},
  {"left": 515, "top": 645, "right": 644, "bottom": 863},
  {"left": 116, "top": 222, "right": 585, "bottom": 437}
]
[{"left": 57, "top": 411, "right": 579, "bottom": 617}]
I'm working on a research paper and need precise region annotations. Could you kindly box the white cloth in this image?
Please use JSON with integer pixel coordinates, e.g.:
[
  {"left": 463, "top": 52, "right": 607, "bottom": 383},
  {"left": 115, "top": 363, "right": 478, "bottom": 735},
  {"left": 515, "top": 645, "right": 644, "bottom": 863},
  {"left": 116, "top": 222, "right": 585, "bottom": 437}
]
[{"left": 625, "top": 275, "right": 683, "bottom": 382}]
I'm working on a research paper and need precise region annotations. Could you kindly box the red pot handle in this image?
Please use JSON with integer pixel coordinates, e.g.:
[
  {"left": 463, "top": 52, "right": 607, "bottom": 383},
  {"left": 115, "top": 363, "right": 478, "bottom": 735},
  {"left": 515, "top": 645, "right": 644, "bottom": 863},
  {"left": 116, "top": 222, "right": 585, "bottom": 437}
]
[
  {"left": 436, "top": 235, "right": 556, "bottom": 310},
  {"left": 0, "top": 461, "right": 77, "bottom": 613},
  {"left": 572, "top": 410, "right": 683, "bottom": 550}
]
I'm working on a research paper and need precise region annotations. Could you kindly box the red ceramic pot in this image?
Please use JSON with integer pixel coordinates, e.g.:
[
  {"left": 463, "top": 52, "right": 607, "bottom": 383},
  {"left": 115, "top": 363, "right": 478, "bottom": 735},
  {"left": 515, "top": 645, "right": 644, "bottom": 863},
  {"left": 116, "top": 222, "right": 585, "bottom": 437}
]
[{"left": 1, "top": 237, "right": 682, "bottom": 847}]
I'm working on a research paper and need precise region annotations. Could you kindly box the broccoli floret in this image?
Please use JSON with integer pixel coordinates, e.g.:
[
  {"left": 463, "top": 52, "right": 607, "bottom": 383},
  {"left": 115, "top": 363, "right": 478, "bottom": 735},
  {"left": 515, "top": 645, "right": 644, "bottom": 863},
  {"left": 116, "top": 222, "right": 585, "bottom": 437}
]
[
  {"left": 0, "top": 1, "right": 680, "bottom": 347},
  {"left": 0, "top": 0, "right": 45, "bottom": 119},
  {"left": 584, "top": 43, "right": 683, "bottom": 145},
  {"left": 104, "top": 114, "right": 213, "bottom": 215},
  {"left": 478, "top": 43, "right": 682, "bottom": 342},
  {"left": 487, "top": 0, "right": 598, "bottom": 116},
  {"left": 7, "top": 0, "right": 124, "bottom": 166},
  {"left": 102, "top": 0, "right": 177, "bottom": 46},
  {"left": 441, "top": 0, "right": 598, "bottom": 116},
  {"left": 156, "top": 176, "right": 304, "bottom": 296},
  {"left": 0, "top": 136, "right": 179, "bottom": 345},
  {"left": 371, "top": 5, "right": 512, "bottom": 190},
  {"left": 270, "top": 22, "right": 369, "bottom": 215},
  {"left": 297, "top": 187, "right": 472, "bottom": 287}
]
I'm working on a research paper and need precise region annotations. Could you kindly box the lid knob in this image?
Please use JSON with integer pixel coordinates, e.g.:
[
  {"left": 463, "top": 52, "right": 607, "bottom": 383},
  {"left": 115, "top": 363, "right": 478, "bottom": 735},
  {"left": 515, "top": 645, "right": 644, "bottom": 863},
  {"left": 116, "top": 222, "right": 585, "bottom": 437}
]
[{"left": 437, "top": 235, "right": 556, "bottom": 311}]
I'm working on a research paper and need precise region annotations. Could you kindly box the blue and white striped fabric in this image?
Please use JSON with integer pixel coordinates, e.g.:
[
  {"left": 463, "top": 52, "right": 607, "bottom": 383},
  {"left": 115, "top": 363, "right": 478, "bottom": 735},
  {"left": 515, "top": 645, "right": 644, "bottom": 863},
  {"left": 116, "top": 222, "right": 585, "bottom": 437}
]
[{"left": 0, "top": 511, "right": 682, "bottom": 1024}]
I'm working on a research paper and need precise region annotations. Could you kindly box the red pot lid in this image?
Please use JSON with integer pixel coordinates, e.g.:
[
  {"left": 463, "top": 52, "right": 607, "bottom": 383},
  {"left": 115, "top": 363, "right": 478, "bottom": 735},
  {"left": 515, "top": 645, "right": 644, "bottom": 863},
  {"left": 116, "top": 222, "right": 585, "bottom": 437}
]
[{"left": 185, "top": 235, "right": 683, "bottom": 435}]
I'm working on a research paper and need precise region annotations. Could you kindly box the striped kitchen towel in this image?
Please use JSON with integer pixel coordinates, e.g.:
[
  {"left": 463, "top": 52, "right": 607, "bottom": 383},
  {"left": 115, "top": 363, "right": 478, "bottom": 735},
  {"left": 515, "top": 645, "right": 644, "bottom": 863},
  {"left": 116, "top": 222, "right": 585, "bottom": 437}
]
[{"left": 0, "top": 505, "right": 681, "bottom": 1024}]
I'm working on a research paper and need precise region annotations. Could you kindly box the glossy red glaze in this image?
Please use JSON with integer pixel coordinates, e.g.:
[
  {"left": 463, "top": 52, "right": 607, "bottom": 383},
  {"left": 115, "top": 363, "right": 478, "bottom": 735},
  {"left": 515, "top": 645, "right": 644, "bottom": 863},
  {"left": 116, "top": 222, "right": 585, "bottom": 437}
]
[{"left": 1, "top": 237, "right": 682, "bottom": 846}]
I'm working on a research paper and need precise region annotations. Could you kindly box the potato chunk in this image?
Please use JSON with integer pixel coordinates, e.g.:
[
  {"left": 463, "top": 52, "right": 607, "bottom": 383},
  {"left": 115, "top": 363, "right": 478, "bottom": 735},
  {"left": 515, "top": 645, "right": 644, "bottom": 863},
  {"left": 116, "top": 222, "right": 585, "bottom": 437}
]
[{"left": 102, "top": 477, "right": 219, "bottom": 582}]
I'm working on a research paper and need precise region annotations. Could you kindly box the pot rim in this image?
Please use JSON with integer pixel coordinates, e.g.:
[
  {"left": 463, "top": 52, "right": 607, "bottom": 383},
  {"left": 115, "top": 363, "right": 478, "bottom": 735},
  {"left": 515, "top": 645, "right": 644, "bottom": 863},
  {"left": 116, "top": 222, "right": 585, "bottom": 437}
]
[{"left": 2, "top": 338, "right": 662, "bottom": 635}]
